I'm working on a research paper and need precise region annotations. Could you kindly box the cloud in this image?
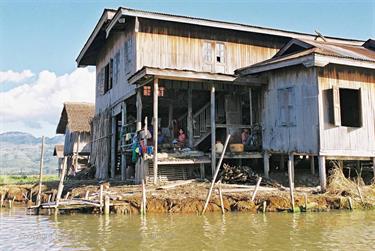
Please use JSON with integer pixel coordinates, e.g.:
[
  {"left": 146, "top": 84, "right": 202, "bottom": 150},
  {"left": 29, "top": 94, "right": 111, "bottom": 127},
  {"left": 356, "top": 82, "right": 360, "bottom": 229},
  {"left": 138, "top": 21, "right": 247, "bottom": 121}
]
[
  {"left": 0, "top": 70, "right": 34, "bottom": 84},
  {"left": 0, "top": 68, "right": 95, "bottom": 136}
]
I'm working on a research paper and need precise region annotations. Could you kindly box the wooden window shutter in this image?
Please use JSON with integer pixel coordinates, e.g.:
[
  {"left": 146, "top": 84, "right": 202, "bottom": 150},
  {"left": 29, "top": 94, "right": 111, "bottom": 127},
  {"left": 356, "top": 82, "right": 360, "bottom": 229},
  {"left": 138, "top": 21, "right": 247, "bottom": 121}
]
[{"left": 332, "top": 85, "right": 341, "bottom": 126}]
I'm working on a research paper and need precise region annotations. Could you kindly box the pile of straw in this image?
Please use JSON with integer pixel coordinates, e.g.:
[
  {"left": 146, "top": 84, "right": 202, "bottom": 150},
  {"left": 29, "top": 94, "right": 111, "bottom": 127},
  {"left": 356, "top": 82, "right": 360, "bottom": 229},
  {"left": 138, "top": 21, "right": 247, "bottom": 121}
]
[{"left": 327, "top": 167, "right": 360, "bottom": 197}]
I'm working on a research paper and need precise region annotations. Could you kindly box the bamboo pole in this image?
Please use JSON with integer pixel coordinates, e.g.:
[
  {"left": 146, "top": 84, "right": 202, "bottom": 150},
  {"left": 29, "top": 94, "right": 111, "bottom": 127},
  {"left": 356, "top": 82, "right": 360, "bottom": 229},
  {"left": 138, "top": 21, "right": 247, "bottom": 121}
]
[
  {"left": 288, "top": 153, "right": 295, "bottom": 212},
  {"left": 218, "top": 181, "right": 225, "bottom": 214},
  {"left": 251, "top": 177, "right": 262, "bottom": 202},
  {"left": 202, "top": 134, "right": 231, "bottom": 215},
  {"left": 36, "top": 136, "right": 45, "bottom": 206},
  {"left": 56, "top": 157, "right": 67, "bottom": 206}
]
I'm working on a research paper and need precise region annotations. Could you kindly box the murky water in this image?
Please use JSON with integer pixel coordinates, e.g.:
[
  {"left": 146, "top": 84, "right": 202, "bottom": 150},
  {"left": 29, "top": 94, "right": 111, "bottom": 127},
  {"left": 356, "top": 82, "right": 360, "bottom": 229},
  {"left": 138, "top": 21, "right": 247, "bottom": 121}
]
[{"left": 1, "top": 208, "right": 375, "bottom": 250}]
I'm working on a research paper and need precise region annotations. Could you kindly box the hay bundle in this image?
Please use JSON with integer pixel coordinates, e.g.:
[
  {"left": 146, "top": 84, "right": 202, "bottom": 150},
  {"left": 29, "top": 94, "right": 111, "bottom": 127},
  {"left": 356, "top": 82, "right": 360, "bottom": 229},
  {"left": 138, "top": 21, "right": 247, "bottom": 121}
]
[{"left": 327, "top": 167, "right": 359, "bottom": 197}]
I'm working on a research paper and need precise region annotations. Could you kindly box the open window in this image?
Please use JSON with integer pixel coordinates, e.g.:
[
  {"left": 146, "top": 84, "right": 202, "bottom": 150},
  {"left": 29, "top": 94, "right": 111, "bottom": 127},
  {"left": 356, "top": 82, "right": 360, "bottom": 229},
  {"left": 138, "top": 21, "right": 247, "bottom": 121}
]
[
  {"left": 215, "top": 43, "right": 225, "bottom": 63},
  {"left": 330, "top": 86, "right": 362, "bottom": 127},
  {"left": 104, "top": 59, "right": 113, "bottom": 93}
]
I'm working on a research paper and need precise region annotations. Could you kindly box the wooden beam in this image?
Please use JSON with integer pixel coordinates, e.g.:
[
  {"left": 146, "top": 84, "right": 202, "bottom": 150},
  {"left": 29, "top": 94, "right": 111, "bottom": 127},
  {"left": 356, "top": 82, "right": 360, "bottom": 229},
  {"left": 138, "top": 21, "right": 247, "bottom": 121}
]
[
  {"left": 121, "top": 102, "right": 127, "bottom": 181},
  {"left": 249, "top": 88, "right": 253, "bottom": 126},
  {"left": 153, "top": 78, "right": 159, "bottom": 184},
  {"left": 36, "top": 136, "right": 45, "bottom": 206},
  {"left": 263, "top": 152, "right": 270, "bottom": 178},
  {"left": 110, "top": 116, "right": 116, "bottom": 179},
  {"left": 210, "top": 85, "right": 216, "bottom": 176},
  {"left": 319, "top": 156, "right": 327, "bottom": 192},
  {"left": 187, "top": 85, "right": 193, "bottom": 148}
]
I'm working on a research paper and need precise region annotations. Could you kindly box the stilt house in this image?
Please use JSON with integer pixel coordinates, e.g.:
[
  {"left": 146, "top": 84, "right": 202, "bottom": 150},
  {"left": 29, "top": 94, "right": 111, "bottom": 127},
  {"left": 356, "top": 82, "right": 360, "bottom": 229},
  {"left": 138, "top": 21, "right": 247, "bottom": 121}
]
[
  {"left": 56, "top": 102, "right": 95, "bottom": 173},
  {"left": 77, "top": 7, "right": 374, "bottom": 188}
]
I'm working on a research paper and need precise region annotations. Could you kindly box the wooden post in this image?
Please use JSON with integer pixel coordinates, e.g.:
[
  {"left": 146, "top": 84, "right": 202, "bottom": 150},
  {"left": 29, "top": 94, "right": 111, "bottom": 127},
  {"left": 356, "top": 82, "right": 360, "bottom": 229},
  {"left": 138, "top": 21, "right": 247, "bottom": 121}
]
[
  {"left": 75, "top": 134, "right": 80, "bottom": 170},
  {"left": 200, "top": 163, "right": 205, "bottom": 179},
  {"left": 249, "top": 88, "right": 253, "bottom": 126},
  {"left": 99, "top": 184, "right": 104, "bottom": 213},
  {"left": 141, "top": 179, "right": 147, "bottom": 215},
  {"left": 310, "top": 156, "right": 315, "bottom": 175},
  {"left": 187, "top": 85, "right": 193, "bottom": 148},
  {"left": 153, "top": 78, "right": 159, "bottom": 185},
  {"left": 0, "top": 193, "right": 4, "bottom": 208},
  {"left": 348, "top": 197, "right": 353, "bottom": 210},
  {"left": 280, "top": 155, "right": 285, "bottom": 171},
  {"left": 218, "top": 182, "right": 225, "bottom": 215},
  {"left": 110, "top": 115, "right": 116, "bottom": 179},
  {"left": 319, "top": 156, "right": 327, "bottom": 192},
  {"left": 56, "top": 157, "right": 67, "bottom": 206},
  {"left": 288, "top": 153, "right": 295, "bottom": 212},
  {"left": 64, "top": 192, "right": 70, "bottom": 200},
  {"left": 104, "top": 195, "right": 110, "bottom": 215},
  {"left": 210, "top": 85, "right": 216, "bottom": 176},
  {"left": 36, "top": 136, "right": 45, "bottom": 206},
  {"left": 85, "top": 190, "right": 89, "bottom": 200},
  {"left": 202, "top": 134, "right": 231, "bottom": 215},
  {"left": 372, "top": 157, "right": 375, "bottom": 180},
  {"left": 121, "top": 102, "right": 127, "bottom": 181},
  {"left": 251, "top": 177, "right": 262, "bottom": 202},
  {"left": 263, "top": 152, "right": 270, "bottom": 178},
  {"left": 262, "top": 201, "right": 267, "bottom": 214},
  {"left": 8, "top": 199, "right": 12, "bottom": 209},
  {"left": 136, "top": 88, "right": 142, "bottom": 131}
]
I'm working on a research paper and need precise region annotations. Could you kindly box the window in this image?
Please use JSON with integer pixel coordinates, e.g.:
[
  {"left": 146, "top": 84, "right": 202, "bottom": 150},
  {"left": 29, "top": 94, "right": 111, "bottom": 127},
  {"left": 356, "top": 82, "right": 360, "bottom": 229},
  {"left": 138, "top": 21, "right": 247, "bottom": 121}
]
[
  {"left": 215, "top": 43, "right": 225, "bottom": 63},
  {"left": 330, "top": 87, "right": 362, "bottom": 127},
  {"left": 143, "top": 86, "right": 151, "bottom": 96},
  {"left": 203, "top": 41, "right": 212, "bottom": 63},
  {"left": 277, "top": 87, "right": 296, "bottom": 126},
  {"left": 158, "top": 87, "right": 165, "bottom": 97},
  {"left": 104, "top": 60, "right": 113, "bottom": 93}
]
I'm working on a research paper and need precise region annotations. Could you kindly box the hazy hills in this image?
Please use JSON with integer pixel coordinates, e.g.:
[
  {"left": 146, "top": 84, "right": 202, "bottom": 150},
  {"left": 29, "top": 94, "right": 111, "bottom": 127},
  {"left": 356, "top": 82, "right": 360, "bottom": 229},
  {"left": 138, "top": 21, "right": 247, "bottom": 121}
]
[{"left": 0, "top": 131, "right": 64, "bottom": 175}]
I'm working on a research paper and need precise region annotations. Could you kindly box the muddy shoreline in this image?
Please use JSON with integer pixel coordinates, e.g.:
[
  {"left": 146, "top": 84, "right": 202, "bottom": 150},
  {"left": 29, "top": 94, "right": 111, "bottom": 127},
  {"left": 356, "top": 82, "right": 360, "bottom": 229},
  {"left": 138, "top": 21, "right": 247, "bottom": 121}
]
[{"left": 1, "top": 179, "right": 374, "bottom": 215}]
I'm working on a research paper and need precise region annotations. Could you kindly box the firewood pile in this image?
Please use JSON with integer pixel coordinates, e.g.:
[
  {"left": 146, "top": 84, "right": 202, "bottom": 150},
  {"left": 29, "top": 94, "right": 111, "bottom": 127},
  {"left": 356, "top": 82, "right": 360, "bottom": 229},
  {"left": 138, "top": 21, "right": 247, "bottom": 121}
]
[{"left": 218, "top": 163, "right": 280, "bottom": 187}]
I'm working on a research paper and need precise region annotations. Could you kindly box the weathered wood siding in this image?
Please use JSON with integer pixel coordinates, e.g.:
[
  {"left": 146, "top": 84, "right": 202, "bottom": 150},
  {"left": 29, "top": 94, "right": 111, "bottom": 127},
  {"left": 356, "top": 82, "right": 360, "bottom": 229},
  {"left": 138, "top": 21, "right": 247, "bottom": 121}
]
[
  {"left": 262, "top": 66, "right": 319, "bottom": 154},
  {"left": 63, "top": 129, "right": 91, "bottom": 156},
  {"left": 318, "top": 65, "right": 375, "bottom": 157},
  {"left": 95, "top": 20, "right": 137, "bottom": 113},
  {"left": 136, "top": 19, "right": 284, "bottom": 75}
]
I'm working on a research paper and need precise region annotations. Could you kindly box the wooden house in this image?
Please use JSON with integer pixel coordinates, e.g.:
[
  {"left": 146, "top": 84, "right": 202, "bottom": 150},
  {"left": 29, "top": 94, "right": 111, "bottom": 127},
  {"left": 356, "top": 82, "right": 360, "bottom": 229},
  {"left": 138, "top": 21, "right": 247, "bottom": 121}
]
[
  {"left": 237, "top": 38, "right": 375, "bottom": 190},
  {"left": 77, "top": 7, "right": 369, "bottom": 186},
  {"left": 56, "top": 102, "right": 95, "bottom": 173},
  {"left": 53, "top": 144, "right": 64, "bottom": 176}
]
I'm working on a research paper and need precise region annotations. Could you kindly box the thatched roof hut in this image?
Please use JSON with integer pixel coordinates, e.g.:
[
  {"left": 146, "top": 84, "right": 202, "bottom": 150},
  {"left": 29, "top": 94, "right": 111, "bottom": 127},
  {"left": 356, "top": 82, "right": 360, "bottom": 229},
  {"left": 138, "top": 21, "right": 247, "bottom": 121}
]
[{"left": 56, "top": 102, "right": 95, "bottom": 134}]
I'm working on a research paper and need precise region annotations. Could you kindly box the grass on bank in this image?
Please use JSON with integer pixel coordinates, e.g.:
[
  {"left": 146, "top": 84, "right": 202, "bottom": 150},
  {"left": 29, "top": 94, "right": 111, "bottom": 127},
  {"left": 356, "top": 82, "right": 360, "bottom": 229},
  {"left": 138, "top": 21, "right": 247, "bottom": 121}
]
[{"left": 0, "top": 175, "right": 59, "bottom": 185}]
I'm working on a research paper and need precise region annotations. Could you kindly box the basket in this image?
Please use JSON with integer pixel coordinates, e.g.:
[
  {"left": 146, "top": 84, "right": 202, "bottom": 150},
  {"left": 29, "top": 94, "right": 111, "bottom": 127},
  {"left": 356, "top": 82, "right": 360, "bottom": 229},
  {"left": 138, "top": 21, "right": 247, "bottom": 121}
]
[{"left": 229, "top": 144, "right": 244, "bottom": 153}]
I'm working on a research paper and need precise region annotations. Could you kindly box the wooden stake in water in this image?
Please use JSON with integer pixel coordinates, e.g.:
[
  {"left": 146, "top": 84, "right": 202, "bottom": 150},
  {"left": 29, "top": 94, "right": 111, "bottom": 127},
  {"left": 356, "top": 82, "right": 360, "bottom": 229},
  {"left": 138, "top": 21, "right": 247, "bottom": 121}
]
[
  {"left": 0, "top": 193, "right": 4, "bottom": 208},
  {"left": 141, "top": 179, "right": 147, "bottom": 216},
  {"left": 36, "top": 136, "right": 45, "bottom": 206},
  {"left": 99, "top": 184, "right": 104, "bottom": 213},
  {"left": 251, "top": 177, "right": 262, "bottom": 202},
  {"left": 104, "top": 195, "right": 110, "bottom": 215},
  {"left": 202, "top": 134, "right": 231, "bottom": 215},
  {"left": 218, "top": 181, "right": 225, "bottom": 215}
]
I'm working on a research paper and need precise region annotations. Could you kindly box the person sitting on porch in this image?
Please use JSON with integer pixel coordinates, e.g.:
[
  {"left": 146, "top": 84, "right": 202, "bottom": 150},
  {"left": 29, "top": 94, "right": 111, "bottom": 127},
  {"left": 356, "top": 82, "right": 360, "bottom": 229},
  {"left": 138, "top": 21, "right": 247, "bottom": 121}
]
[
  {"left": 172, "top": 128, "right": 186, "bottom": 148},
  {"left": 158, "top": 128, "right": 165, "bottom": 145},
  {"left": 241, "top": 129, "right": 250, "bottom": 145}
]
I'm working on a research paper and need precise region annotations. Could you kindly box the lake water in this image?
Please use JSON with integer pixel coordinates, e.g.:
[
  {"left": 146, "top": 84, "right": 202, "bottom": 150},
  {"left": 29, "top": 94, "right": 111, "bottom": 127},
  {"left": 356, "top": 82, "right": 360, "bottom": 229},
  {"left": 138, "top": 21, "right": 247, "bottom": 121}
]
[{"left": 1, "top": 208, "right": 375, "bottom": 250}]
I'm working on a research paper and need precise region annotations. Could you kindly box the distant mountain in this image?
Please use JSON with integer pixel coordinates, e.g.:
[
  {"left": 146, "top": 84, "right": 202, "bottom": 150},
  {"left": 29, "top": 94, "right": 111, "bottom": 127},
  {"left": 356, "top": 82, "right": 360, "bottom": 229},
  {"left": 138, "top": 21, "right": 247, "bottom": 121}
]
[{"left": 0, "top": 132, "right": 65, "bottom": 175}]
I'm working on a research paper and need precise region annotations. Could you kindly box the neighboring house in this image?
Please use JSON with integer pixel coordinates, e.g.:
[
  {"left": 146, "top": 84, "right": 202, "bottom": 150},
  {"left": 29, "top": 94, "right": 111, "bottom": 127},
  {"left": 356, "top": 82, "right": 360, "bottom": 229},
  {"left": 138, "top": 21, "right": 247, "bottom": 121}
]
[
  {"left": 53, "top": 144, "right": 64, "bottom": 176},
  {"left": 56, "top": 102, "right": 95, "bottom": 173},
  {"left": 76, "top": 7, "right": 372, "bottom": 187},
  {"left": 237, "top": 38, "right": 375, "bottom": 189}
]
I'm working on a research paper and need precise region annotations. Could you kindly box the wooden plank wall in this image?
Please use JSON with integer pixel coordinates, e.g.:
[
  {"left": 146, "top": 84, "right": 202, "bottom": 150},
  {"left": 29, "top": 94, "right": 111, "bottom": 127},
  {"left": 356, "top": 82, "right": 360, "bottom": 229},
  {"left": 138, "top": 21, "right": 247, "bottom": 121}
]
[
  {"left": 318, "top": 65, "right": 375, "bottom": 157},
  {"left": 63, "top": 130, "right": 91, "bottom": 155},
  {"left": 262, "top": 66, "right": 319, "bottom": 154}
]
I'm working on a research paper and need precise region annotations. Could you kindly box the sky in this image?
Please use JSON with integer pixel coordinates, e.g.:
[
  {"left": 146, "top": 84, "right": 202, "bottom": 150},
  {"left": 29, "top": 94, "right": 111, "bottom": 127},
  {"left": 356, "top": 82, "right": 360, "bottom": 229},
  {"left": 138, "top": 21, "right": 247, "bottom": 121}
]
[{"left": 0, "top": 0, "right": 374, "bottom": 137}]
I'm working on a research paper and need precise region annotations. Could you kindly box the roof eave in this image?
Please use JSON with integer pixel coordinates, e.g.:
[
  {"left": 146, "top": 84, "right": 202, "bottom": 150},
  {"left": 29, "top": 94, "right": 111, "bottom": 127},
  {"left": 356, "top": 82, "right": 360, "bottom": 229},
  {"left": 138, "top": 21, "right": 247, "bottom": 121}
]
[{"left": 76, "top": 9, "right": 116, "bottom": 67}]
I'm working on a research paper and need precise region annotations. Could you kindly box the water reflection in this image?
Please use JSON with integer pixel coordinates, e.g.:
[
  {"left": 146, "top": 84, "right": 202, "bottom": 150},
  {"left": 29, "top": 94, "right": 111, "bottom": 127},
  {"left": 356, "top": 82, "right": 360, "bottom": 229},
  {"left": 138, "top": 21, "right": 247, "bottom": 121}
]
[{"left": 1, "top": 209, "right": 375, "bottom": 250}]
